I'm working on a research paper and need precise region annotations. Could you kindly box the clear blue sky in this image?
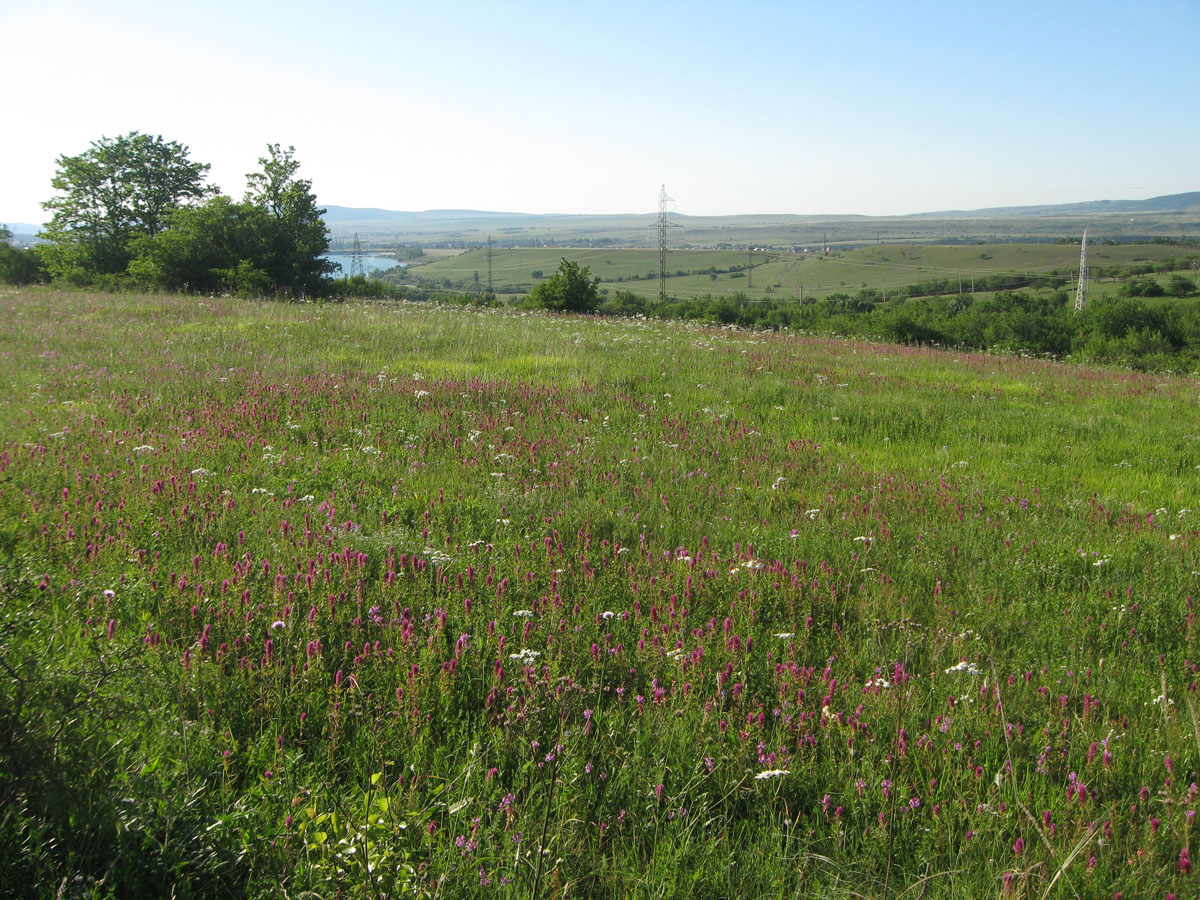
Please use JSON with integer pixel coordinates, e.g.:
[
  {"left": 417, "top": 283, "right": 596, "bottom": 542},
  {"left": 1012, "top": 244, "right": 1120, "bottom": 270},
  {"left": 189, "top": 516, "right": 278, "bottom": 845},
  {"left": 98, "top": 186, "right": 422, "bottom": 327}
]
[{"left": 2, "top": 0, "right": 1197, "bottom": 224}]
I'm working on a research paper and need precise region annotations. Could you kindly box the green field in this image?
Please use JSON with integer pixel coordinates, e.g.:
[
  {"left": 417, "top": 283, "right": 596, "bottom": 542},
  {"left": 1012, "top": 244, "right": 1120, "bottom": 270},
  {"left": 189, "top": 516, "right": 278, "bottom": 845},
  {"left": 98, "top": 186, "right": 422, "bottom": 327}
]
[
  {"left": 4, "top": 287, "right": 1200, "bottom": 898},
  {"left": 408, "top": 242, "right": 1196, "bottom": 302}
]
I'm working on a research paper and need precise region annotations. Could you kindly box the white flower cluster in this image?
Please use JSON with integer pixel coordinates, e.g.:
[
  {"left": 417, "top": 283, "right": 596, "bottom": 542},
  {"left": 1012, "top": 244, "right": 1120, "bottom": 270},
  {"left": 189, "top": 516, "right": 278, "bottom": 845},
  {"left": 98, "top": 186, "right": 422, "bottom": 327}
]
[
  {"left": 944, "top": 660, "right": 983, "bottom": 676},
  {"left": 729, "top": 559, "right": 764, "bottom": 574}
]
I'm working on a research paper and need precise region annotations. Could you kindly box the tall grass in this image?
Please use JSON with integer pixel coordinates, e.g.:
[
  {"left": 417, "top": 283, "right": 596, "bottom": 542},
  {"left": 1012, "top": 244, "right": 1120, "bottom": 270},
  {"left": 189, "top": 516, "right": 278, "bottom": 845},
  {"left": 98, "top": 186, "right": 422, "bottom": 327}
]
[{"left": 1, "top": 286, "right": 1197, "bottom": 898}]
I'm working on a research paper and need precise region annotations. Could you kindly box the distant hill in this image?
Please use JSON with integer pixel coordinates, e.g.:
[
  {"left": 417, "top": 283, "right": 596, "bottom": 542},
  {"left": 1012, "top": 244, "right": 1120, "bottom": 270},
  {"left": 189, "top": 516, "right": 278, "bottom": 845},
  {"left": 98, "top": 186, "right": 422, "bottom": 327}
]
[
  {"left": 322, "top": 192, "right": 1199, "bottom": 234},
  {"left": 2, "top": 222, "right": 45, "bottom": 238},
  {"left": 913, "top": 192, "right": 1200, "bottom": 219},
  {"left": 322, "top": 207, "right": 559, "bottom": 225}
]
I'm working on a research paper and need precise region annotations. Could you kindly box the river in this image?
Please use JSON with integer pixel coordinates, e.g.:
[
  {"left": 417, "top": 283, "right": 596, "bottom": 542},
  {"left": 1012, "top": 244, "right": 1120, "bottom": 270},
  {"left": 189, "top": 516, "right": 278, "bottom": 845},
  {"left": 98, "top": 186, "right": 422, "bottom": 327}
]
[{"left": 321, "top": 254, "right": 405, "bottom": 276}]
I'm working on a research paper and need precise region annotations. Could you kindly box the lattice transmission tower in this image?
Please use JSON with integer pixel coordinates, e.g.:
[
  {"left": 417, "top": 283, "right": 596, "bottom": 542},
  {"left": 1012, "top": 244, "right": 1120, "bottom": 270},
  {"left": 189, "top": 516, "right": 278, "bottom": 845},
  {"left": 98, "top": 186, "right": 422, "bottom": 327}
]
[
  {"left": 1074, "top": 227, "right": 1088, "bottom": 312},
  {"left": 487, "top": 235, "right": 493, "bottom": 295},
  {"left": 349, "top": 233, "right": 365, "bottom": 279},
  {"left": 655, "top": 185, "right": 682, "bottom": 302}
]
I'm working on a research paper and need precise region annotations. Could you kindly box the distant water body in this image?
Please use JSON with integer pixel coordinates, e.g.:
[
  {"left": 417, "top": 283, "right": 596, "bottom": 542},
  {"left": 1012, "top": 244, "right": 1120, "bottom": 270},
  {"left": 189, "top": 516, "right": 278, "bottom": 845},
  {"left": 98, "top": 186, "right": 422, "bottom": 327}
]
[{"left": 322, "top": 254, "right": 403, "bottom": 276}]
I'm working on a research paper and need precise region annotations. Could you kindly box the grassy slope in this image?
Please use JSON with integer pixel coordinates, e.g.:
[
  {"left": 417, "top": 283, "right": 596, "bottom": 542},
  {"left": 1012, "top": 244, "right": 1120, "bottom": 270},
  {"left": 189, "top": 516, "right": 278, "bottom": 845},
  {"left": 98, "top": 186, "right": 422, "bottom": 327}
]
[{"left": 2, "top": 288, "right": 1199, "bottom": 898}]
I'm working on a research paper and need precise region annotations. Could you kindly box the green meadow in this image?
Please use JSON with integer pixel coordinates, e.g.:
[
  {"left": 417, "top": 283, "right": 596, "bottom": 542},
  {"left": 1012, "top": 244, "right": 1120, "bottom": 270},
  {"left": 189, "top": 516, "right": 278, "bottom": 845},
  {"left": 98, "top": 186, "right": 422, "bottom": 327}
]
[
  {"left": 2, "top": 287, "right": 1199, "bottom": 898},
  {"left": 409, "top": 243, "right": 1193, "bottom": 302}
]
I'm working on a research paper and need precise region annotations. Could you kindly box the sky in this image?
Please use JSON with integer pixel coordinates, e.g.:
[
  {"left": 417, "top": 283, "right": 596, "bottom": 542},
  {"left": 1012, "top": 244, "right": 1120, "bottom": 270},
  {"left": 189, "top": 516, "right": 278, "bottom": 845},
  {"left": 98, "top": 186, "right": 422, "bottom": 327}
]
[{"left": 2, "top": 0, "right": 1198, "bottom": 225}]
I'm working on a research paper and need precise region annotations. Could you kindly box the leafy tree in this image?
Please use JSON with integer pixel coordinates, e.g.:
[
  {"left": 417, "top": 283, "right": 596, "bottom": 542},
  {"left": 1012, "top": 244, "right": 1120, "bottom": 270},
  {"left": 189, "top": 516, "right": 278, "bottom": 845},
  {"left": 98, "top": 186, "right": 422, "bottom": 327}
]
[
  {"left": 527, "top": 258, "right": 600, "bottom": 313},
  {"left": 244, "top": 144, "right": 336, "bottom": 296},
  {"left": 128, "top": 196, "right": 271, "bottom": 295},
  {"left": 41, "top": 133, "right": 211, "bottom": 282},
  {"left": 1167, "top": 274, "right": 1196, "bottom": 298},
  {"left": 130, "top": 145, "right": 336, "bottom": 298},
  {"left": 0, "top": 225, "right": 47, "bottom": 285}
]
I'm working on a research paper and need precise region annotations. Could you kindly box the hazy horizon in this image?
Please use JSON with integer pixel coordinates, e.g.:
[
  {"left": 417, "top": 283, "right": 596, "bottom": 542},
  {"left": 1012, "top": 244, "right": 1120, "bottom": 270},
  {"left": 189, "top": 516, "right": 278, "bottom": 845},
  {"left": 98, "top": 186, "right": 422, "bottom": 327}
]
[{"left": 9, "top": 187, "right": 1199, "bottom": 234}]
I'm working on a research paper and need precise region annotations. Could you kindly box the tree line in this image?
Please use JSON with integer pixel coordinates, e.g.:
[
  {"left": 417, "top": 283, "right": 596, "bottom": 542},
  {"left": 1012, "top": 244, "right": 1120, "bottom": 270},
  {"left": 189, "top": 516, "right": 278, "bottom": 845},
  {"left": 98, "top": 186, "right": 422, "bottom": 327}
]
[
  {"left": 2, "top": 133, "right": 336, "bottom": 296},
  {"left": 590, "top": 286, "right": 1200, "bottom": 372}
]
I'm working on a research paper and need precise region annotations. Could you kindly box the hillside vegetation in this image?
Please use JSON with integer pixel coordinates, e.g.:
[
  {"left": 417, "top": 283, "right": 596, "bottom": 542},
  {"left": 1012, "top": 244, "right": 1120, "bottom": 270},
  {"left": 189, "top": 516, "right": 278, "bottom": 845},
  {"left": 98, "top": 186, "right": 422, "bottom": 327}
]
[
  {"left": 406, "top": 243, "right": 1195, "bottom": 301},
  {"left": 2, "top": 287, "right": 1199, "bottom": 898}
]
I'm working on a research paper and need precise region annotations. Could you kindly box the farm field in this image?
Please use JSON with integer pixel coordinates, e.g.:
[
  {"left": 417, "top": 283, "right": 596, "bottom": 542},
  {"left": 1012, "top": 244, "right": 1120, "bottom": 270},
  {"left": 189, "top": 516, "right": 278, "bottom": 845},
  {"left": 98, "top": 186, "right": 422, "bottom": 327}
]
[
  {"left": 410, "top": 243, "right": 1195, "bottom": 302},
  {"left": 2, "top": 287, "right": 1200, "bottom": 898}
]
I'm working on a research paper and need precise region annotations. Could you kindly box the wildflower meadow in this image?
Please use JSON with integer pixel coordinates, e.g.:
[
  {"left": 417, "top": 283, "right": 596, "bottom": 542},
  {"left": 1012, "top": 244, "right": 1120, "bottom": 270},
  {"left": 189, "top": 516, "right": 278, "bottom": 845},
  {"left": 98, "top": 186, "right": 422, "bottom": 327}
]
[{"left": 2, "top": 286, "right": 1198, "bottom": 899}]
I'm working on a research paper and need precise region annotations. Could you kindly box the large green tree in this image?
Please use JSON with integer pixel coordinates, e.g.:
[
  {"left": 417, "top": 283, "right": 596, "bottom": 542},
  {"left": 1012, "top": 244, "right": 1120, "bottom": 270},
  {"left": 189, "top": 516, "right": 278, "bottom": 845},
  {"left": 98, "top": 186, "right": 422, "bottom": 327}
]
[
  {"left": 130, "top": 145, "right": 337, "bottom": 297},
  {"left": 128, "top": 196, "right": 272, "bottom": 296},
  {"left": 41, "top": 132, "right": 211, "bottom": 282},
  {"left": 527, "top": 257, "right": 600, "bottom": 313},
  {"left": 243, "top": 144, "right": 336, "bottom": 296}
]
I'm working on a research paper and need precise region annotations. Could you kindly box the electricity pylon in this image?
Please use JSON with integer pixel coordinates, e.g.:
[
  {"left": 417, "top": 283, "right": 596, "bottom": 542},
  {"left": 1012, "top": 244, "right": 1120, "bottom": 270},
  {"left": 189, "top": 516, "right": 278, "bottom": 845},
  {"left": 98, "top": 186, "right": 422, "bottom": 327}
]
[{"left": 1074, "top": 227, "right": 1088, "bottom": 312}]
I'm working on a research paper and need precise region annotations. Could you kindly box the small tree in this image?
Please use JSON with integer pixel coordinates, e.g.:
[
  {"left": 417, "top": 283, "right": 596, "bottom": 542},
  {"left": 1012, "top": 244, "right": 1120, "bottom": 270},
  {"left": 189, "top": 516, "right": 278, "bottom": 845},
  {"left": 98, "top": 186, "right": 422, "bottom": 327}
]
[
  {"left": 1167, "top": 274, "right": 1196, "bottom": 298},
  {"left": 244, "top": 144, "right": 336, "bottom": 296},
  {"left": 527, "top": 258, "right": 599, "bottom": 313}
]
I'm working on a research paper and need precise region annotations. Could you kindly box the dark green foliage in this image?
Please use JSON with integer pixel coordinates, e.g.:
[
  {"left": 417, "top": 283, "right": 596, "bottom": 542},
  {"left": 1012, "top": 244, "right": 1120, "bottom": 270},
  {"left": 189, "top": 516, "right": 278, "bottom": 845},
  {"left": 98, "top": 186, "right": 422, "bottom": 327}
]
[
  {"left": 588, "top": 286, "right": 1200, "bottom": 372},
  {"left": 328, "top": 273, "right": 432, "bottom": 301},
  {"left": 131, "top": 146, "right": 336, "bottom": 297},
  {"left": 37, "top": 137, "right": 334, "bottom": 297},
  {"left": 1167, "top": 273, "right": 1196, "bottom": 297},
  {"left": 1120, "top": 278, "right": 1166, "bottom": 298},
  {"left": 0, "top": 582, "right": 250, "bottom": 899},
  {"left": 526, "top": 258, "right": 600, "bottom": 313},
  {"left": 597, "top": 289, "right": 650, "bottom": 317},
  {"left": 41, "top": 133, "right": 211, "bottom": 284},
  {"left": 0, "top": 227, "right": 47, "bottom": 285},
  {"left": 129, "top": 196, "right": 271, "bottom": 295},
  {"left": 242, "top": 145, "right": 337, "bottom": 296}
]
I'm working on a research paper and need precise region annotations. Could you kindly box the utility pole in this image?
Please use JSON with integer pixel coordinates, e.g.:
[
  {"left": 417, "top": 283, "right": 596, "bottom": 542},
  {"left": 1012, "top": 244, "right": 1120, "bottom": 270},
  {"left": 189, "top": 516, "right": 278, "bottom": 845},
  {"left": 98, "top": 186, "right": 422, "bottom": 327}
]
[
  {"left": 747, "top": 249, "right": 753, "bottom": 289},
  {"left": 655, "top": 185, "right": 682, "bottom": 302},
  {"left": 1074, "top": 227, "right": 1089, "bottom": 312},
  {"left": 487, "top": 234, "right": 493, "bottom": 295}
]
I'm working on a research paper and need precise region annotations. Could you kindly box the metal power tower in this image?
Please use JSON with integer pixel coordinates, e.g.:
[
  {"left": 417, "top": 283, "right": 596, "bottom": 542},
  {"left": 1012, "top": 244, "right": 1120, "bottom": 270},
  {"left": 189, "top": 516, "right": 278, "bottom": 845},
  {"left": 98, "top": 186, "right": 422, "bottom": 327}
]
[
  {"left": 655, "top": 185, "right": 682, "bottom": 302},
  {"left": 1074, "top": 227, "right": 1088, "bottom": 312},
  {"left": 349, "top": 233, "right": 365, "bottom": 279}
]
